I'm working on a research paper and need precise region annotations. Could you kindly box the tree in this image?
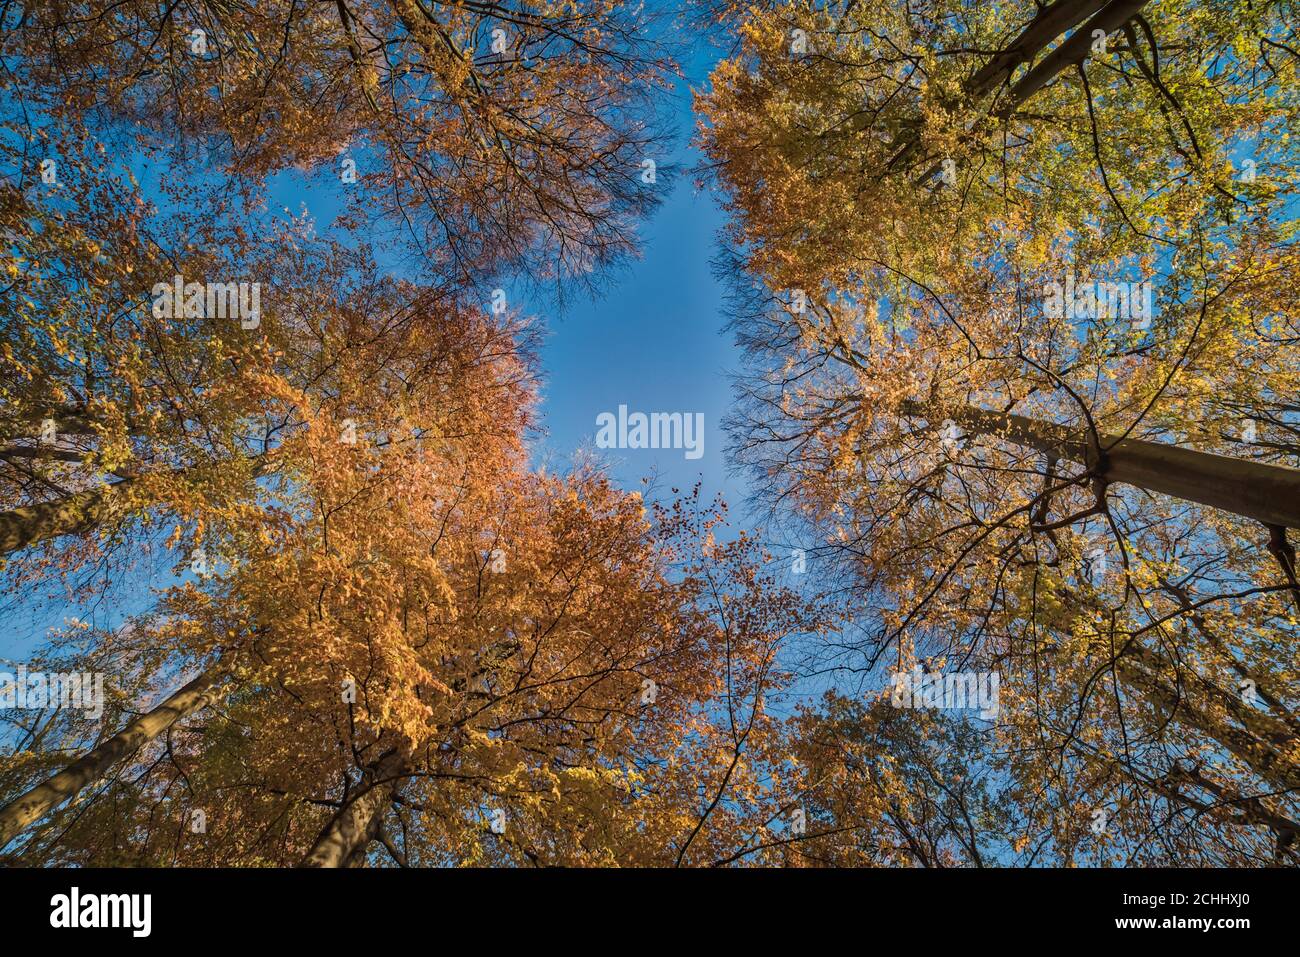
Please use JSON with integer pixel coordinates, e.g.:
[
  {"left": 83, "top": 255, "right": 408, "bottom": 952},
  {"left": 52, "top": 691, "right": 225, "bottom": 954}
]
[
  {"left": 3, "top": 460, "right": 827, "bottom": 866},
  {"left": 699, "top": 0, "right": 1300, "bottom": 863},
  {"left": 3, "top": 0, "right": 678, "bottom": 288},
  {"left": 0, "top": 232, "right": 544, "bottom": 857},
  {"left": 698, "top": 0, "right": 1300, "bottom": 527}
]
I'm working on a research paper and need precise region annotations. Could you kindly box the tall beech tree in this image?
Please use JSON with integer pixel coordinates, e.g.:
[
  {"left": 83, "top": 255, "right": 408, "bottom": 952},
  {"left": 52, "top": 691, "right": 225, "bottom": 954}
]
[
  {"left": 700, "top": 0, "right": 1300, "bottom": 862},
  {"left": 698, "top": 0, "right": 1300, "bottom": 524},
  {"left": 2, "top": 0, "right": 677, "bottom": 287},
  {"left": 0, "top": 229, "right": 544, "bottom": 856},
  {"left": 3, "top": 207, "right": 830, "bottom": 864},
  {"left": 3, "top": 458, "right": 827, "bottom": 865}
]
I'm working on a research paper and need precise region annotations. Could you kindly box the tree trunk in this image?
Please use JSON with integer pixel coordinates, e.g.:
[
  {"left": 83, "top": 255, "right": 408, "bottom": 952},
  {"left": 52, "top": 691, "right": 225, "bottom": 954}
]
[
  {"left": 0, "top": 456, "right": 270, "bottom": 558},
  {"left": 0, "top": 668, "right": 227, "bottom": 847},
  {"left": 1113, "top": 651, "right": 1300, "bottom": 793},
  {"left": 996, "top": 0, "right": 1152, "bottom": 114},
  {"left": 889, "top": 0, "right": 1142, "bottom": 176},
  {"left": 966, "top": 0, "right": 1112, "bottom": 98},
  {"left": 904, "top": 400, "right": 1300, "bottom": 528},
  {"left": 0, "top": 481, "right": 126, "bottom": 557},
  {"left": 1049, "top": 584, "right": 1300, "bottom": 794},
  {"left": 299, "top": 753, "right": 407, "bottom": 868}
]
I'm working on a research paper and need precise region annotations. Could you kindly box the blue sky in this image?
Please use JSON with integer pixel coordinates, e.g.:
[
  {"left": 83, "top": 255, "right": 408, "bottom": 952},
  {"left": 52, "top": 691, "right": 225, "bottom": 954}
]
[
  {"left": 533, "top": 163, "right": 744, "bottom": 510},
  {"left": 528, "top": 38, "right": 746, "bottom": 513}
]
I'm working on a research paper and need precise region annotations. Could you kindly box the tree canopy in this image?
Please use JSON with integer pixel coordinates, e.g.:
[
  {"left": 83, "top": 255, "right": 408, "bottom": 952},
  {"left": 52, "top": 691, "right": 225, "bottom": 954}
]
[{"left": 0, "top": 0, "right": 1297, "bottom": 868}]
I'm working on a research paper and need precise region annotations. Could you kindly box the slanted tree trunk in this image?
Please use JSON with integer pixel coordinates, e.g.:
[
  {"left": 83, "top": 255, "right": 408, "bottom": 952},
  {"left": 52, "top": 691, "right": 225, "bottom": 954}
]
[
  {"left": 904, "top": 400, "right": 1300, "bottom": 528},
  {"left": 299, "top": 752, "right": 407, "bottom": 868},
  {"left": 0, "top": 481, "right": 127, "bottom": 558},
  {"left": 996, "top": 0, "right": 1153, "bottom": 114},
  {"left": 1113, "top": 650, "right": 1300, "bottom": 794},
  {"left": 966, "top": 0, "right": 1113, "bottom": 98},
  {"left": 0, "top": 456, "right": 270, "bottom": 558},
  {"left": 0, "top": 668, "right": 227, "bottom": 847},
  {"left": 1049, "top": 584, "right": 1300, "bottom": 793},
  {"left": 1, "top": 405, "right": 146, "bottom": 443},
  {"left": 1061, "top": 735, "right": 1300, "bottom": 855},
  {"left": 890, "top": 0, "right": 1150, "bottom": 176}
]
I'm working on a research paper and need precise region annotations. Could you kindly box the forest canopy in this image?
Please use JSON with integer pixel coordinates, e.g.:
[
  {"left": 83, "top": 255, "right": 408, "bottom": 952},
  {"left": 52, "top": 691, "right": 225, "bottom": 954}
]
[{"left": 0, "top": 0, "right": 1296, "bottom": 868}]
